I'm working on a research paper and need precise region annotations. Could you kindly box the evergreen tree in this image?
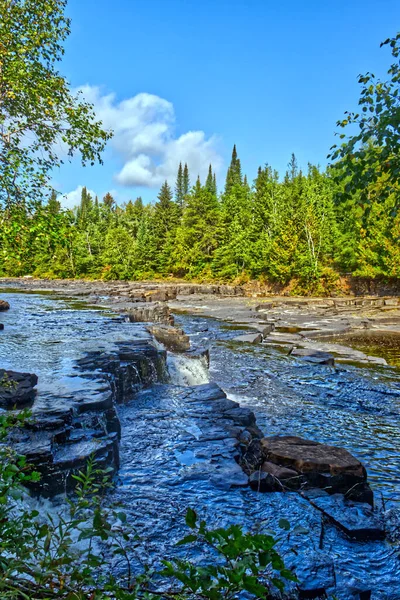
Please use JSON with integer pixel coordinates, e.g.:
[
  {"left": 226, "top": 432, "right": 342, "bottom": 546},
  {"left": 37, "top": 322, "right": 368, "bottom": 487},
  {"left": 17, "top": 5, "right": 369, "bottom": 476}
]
[
  {"left": 175, "top": 162, "right": 185, "bottom": 209},
  {"left": 183, "top": 163, "right": 190, "bottom": 196},
  {"left": 205, "top": 165, "right": 214, "bottom": 193},
  {"left": 225, "top": 145, "right": 243, "bottom": 194},
  {"left": 153, "top": 181, "right": 179, "bottom": 274}
]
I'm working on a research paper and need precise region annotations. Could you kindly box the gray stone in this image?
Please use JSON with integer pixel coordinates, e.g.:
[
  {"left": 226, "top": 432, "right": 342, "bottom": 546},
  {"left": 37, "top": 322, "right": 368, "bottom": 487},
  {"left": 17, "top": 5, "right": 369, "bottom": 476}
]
[
  {"left": 232, "top": 333, "right": 263, "bottom": 344},
  {"left": 289, "top": 348, "right": 335, "bottom": 366}
]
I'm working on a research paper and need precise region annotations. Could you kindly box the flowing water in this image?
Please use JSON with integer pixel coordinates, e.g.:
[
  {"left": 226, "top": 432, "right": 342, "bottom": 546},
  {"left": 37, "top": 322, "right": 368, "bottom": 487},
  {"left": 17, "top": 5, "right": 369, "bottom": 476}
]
[{"left": 1, "top": 290, "right": 400, "bottom": 599}]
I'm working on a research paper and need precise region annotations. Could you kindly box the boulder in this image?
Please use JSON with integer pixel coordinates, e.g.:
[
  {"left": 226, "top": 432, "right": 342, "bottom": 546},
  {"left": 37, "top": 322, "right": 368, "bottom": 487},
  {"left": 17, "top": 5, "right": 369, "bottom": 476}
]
[
  {"left": 232, "top": 333, "right": 263, "bottom": 344},
  {"left": 289, "top": 348, "right": 335, "bottom": 366},
  {"left": 0, "top": 323, "right": 4, "bottom": 330},
  {"left": 261, "top": 436, "right": 366, "bottom": 480},
  {"left": 0, "top": 300, "right": 10, "bottom": 311},
  {"left": 0, "top": 369, "right": 38, "bottom": 409},
  {"left": 255, "top": 435, "right": 373, "bottom": 501},
  {"left": 147, "top": 324, "right": 190, "bottom": 352}
]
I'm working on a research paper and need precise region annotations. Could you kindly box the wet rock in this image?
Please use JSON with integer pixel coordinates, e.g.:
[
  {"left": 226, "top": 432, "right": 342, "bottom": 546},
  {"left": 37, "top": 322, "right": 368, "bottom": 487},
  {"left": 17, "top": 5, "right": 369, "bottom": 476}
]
[
  {"left": 0, "top": 369, "right": 38, "bottom": 409},
  {"left": 256, "top": 436, "right": 372, "bottom": 501},
  {"left": 183, "top": 347, "right": 210, "bottom": 367},
  {"left": 0, "top": 300, "right": 10, "bottom": 311},
  {"left": 0, "top": 323, "right": 4, "bottom": 330},
  {"left": 232, "top": 333, "right": 263, "bottom": 344},
  {"left": 304, "top": 490, "right": 385, "bottom": 541},
  {"left": 289, "top": 348, "right": 335, "bottom": 366},
  {"left": 147, "top": 324, "right": 190, "bottom": 352},
  {"left": 249, "top": 470, "right": 281, "bottom": 492},
  {"left": 29, "top": 433, "right": 119, "bottom": 497}
]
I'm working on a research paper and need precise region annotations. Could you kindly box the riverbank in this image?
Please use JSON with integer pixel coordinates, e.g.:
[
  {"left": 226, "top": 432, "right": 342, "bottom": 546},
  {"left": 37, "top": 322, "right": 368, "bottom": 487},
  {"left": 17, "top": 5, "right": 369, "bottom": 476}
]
[{"left": 2, "top": 277, "right": 399, "bottom": 366}]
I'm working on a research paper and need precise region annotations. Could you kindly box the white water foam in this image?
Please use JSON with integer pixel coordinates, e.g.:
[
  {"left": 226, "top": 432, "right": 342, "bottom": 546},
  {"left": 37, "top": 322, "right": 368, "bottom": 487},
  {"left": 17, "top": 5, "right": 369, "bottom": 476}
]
[{"left": 167, "top": 354, "right": 210, "bottom": 386}]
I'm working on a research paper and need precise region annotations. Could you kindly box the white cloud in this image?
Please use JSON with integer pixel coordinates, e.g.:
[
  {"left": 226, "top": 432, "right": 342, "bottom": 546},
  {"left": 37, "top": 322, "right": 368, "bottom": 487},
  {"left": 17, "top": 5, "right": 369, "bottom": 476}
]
[
  {"left": 77, "top": 86, "right": 223, "bottom": 189},
  {"left": 57, "top": 185, "right": 96, "bottom": 209}
]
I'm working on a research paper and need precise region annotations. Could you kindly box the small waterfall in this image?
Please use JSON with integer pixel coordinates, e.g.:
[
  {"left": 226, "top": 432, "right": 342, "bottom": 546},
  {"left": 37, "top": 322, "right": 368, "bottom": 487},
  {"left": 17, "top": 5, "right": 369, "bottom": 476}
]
[{"left": 167, "top": 354, "right": 210, "bottom": 386}]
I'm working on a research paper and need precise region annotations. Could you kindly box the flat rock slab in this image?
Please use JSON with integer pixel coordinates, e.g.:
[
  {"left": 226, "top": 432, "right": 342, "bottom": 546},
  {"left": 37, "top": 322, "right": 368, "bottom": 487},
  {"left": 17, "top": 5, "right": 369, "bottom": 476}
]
[
  {"left": 261, "top": 436, "right": 366, "bottom": 479},
  {"left": 289, "top": 348, "right": 335, "bottom": 366},
  {"left": 305, "top": 491, "right": 385, "bottom": 541},
  {"left": 232, "top": 333, "right": 263, "bottom": 344}
]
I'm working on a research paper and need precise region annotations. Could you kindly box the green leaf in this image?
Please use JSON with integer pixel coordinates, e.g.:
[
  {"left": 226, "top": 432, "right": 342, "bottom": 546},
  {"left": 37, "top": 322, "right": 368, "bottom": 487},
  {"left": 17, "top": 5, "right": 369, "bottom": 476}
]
[
  {"left": 185, "top": 508, "right": 197, "bottom": 529},
  {"left": 176, "top": 534, "right": 198, "bottom": 546}
]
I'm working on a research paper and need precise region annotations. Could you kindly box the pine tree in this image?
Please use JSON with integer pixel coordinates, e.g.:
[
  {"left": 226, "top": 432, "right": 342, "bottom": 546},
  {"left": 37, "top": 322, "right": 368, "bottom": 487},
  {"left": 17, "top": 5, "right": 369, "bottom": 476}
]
[
  {"left": 213, "top": 173, "right": 217, "bottom": 197},
  {"left": 175, "top": 162, "right": 185, "bottom": 209},
  {"left": 205, "top": 165, "right": 214, "bottom": 194},
  {"left": 153, "top": 181, "right": 179, "bottom": 273},
  {"left": 225, "top": 144, "right": 243, "bottom": 194},
  {"left": 183, "top": 163, "right": 190, "bottom": 196}
]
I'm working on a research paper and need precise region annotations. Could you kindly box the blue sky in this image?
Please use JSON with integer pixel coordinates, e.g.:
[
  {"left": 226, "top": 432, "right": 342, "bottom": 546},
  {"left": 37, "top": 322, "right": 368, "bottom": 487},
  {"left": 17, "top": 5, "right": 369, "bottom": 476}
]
[{"left": 55, "top": 0, "right": 400, "bottom": 207}]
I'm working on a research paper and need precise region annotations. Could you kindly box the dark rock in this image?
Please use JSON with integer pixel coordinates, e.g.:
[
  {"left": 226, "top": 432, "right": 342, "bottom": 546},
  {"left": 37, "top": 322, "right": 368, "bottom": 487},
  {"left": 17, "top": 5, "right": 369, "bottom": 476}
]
[
  {"left": 249, "top": 470, "right": 281, "bottom": 492},
  {"left": 0, "top": 300, "right": 10, "bottom": 311},
  {"left": 289, "top": 348, "right": 335, "bottom": 366},
  {"left": 305, "top": 491, "right": 385, "bottom": 541},
  {"left": 0, "top": 323, "right": 4, "bottom": 330},
  {"left": 147, "top": 324, "right": 190, "bottom": 352},
  {"left": 183, "top": 347, "right": 210, "bottom": 366},
  {"left": 0, "top": 369, "right": 38, "bottom": 409},
  {"left": 261, "top": 460, "right": 298, "bottom": 480}
]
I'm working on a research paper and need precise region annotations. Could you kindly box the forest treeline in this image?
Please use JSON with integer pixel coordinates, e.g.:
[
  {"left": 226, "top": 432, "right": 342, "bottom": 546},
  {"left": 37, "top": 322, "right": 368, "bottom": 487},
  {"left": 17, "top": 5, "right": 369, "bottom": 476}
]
[{"left": 1, "top": 145, "right": 399, "bottom": 293}]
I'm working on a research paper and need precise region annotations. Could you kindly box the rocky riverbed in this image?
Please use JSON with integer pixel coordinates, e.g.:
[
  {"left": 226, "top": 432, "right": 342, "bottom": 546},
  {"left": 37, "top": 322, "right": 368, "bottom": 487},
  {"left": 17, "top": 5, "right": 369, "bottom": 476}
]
[{"left": 1, "top": 279, "right": 400, "bottom": 598}]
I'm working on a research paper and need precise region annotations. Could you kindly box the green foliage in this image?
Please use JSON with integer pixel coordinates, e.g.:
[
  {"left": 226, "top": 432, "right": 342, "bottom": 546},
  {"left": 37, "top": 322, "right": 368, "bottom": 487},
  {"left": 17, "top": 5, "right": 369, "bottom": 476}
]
[
  {"left": 162, "top": 508, "right": 297, "bottom": 599},
  {"left": 329, "top": 32, "right": 400, "bottom": 207},
  {"left": 0, "top": 0, "right": 111, "bottom": 208},
  {"left": 0, "top": 144, "right": 399, "bottom": 289}
]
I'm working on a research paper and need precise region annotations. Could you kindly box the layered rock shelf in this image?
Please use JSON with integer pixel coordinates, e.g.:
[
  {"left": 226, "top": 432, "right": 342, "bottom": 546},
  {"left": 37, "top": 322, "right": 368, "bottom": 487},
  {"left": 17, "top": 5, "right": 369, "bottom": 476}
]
[{"left": 2, "top": 340, "right": 167, "bottom": 496}]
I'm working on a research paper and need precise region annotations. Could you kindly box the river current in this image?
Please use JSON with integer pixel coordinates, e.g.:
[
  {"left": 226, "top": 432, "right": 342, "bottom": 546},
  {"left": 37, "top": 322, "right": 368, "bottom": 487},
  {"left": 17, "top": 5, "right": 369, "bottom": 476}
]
[{"left": 0, "top": 290, "right": 400, "bottom": 599}]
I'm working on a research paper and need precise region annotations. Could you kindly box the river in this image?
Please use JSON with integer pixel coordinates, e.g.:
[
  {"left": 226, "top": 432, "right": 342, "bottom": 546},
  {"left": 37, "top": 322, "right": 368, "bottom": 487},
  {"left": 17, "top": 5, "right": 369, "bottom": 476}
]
[{"left": 0, "top": 290, "right": 399, "bottom": 599}]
